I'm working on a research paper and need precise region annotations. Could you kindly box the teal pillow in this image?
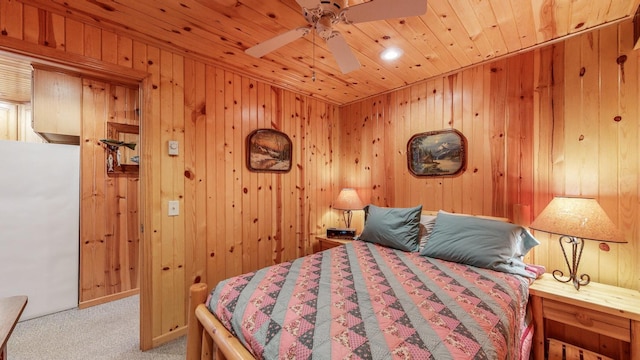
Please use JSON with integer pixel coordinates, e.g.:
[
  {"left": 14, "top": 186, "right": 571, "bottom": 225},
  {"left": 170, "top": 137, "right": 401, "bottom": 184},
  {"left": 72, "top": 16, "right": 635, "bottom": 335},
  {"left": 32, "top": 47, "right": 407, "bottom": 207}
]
[
  {"left": 359, "top": 204, "right": 422, "bottom": 252},
  {"left": 420, "top": 211, "right": 539, "bottom": 278}
]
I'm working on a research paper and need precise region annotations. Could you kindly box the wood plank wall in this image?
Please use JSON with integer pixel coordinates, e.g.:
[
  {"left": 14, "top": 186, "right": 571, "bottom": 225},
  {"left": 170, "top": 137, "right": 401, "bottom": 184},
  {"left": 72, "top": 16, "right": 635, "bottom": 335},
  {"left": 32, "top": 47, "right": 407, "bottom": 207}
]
[
  {"left": 340, "top": 21, "right": 639, "bottom": 292},
  {"left": 532, "top": 21, "right": 639, "bottom": 292},
  {"left": 79, "top": 79, "right": 140, "bottom": 307},
  {"left": 0, "top": 0, "right": 339, "bottom": 348},
  {"left": 156, "top": 64, "right": 339, "bottom": 345},
  {"left": 1, "top": 0, "right": 638, "bottom": 351},
  {"left": 338, "top": 52, "right": 535, "bottom": 231},
  {"left": 533, "top": 24, "right": 639, "bottom": 355}
]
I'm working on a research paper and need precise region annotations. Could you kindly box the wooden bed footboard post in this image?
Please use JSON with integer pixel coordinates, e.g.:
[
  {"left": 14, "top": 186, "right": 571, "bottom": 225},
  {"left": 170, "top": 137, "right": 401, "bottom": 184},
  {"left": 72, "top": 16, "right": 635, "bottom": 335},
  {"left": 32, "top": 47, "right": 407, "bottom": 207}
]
[
  {"left": 530, "top": 295, "right": 544, "bottom": 360},
  {"left": 187, "top": 283, "right": 209, "bottom": 360}
]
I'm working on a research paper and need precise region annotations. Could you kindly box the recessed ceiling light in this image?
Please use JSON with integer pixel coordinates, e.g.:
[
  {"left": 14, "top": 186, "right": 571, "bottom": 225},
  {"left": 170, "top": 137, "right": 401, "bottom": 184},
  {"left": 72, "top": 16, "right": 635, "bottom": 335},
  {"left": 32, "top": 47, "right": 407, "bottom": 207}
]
[{"left": 380, "top": 47, "right": 403, "bottom": 61}]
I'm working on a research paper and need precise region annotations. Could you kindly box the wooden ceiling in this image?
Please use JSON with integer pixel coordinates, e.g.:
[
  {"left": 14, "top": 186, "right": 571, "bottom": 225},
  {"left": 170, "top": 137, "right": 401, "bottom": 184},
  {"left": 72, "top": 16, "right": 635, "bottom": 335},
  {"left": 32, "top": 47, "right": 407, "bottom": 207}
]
[
  {"left": 0, "top": 54, "right": 32, "bottom": 103},
  {"left": 8, "top": 0, "right": 640, "bottom": 105}
]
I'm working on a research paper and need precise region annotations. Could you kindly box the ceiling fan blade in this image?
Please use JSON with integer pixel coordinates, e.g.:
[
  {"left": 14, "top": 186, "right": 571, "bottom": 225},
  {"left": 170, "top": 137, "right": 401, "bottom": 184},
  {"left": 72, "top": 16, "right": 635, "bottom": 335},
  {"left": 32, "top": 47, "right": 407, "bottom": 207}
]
[
  {"left": 326, "top": 32, "right": 360, "bottom": 74},
  {"left": 343, "top": 0, "right": 427, "bottom": 24},
  {"left": 245, "top": 27, "right": 310, "bottom": 58},
  {"left": 295, "top": 0, "right": 320, "bottom": 10}
]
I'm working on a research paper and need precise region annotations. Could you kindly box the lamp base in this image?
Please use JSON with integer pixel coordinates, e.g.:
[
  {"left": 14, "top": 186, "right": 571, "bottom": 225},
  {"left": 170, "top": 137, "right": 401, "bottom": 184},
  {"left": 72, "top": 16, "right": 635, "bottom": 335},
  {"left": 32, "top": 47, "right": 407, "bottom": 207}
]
[{"left": 552, "top": 235, "right": 590, "bottom": 290}]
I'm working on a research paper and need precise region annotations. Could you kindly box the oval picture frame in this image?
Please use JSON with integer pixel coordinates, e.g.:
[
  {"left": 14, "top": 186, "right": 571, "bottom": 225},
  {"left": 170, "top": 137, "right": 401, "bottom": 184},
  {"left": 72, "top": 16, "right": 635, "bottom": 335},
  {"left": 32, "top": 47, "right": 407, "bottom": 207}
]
[
  {"left": 407, "top": 129, "right": 467, "bottom": 177},
  {"left": 246, "top": 129, "right": 292, "bottom": 173}
]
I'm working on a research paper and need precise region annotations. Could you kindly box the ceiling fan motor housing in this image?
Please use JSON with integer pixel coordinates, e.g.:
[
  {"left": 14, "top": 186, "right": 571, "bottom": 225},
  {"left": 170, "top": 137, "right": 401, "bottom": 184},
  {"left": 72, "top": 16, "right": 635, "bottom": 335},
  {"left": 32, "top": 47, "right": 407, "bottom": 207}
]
[
  {"left": 302, "top": 1, "right": 345, "bottom": 22},
  {"left": 301, "top": 0, "right": 347, "bottom": 39},
  {"left": 318, "top": 0, "right": 346, "bottom": 13},
  {"left": 315, "top": 16, "right": 335, "bottom": 39}
]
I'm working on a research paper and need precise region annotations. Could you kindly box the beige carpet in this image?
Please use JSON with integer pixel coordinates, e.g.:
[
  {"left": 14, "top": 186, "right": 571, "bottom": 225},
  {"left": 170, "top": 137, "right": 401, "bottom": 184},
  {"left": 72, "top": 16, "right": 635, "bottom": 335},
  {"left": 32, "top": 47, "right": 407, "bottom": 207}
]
[{"left": 8, "top": 295, "right": 185, "bottom": 360}]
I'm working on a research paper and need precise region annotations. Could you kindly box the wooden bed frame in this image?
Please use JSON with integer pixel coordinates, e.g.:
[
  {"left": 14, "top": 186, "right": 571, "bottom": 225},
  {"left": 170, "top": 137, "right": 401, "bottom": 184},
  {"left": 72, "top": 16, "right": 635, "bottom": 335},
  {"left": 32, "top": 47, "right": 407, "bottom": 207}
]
[
  {"left": 187, "top": 283, "right": 255, "bottom": 360},
  {"left": 185, "top": 211, "right": 517, "bottom": 360}
]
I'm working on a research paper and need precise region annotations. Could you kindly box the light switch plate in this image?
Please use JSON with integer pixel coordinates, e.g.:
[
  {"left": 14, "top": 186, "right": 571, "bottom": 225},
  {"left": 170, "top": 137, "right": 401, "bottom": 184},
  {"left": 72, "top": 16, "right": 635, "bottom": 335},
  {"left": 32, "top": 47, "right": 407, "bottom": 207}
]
[
  {"left": 168, "top": 200, "right": 179, "bottom": 216},
  {"left": 168, "top": 140, "right": 179, "bottom": 156}
]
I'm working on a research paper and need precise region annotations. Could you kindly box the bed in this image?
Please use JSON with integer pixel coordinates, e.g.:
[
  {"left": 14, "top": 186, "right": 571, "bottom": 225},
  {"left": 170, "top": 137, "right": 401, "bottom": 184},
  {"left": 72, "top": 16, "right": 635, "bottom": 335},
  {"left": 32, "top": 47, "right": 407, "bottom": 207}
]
[{"left": 186, "top": 207, "right": 540, "bottom": 360}]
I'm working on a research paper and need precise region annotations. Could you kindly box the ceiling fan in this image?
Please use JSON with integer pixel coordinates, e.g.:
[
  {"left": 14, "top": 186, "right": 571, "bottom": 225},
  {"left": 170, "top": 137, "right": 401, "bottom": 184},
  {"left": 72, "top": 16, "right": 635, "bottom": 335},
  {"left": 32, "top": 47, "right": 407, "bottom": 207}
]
[{"left": 245, "top": 0, "right": 428, "bottom": 74}]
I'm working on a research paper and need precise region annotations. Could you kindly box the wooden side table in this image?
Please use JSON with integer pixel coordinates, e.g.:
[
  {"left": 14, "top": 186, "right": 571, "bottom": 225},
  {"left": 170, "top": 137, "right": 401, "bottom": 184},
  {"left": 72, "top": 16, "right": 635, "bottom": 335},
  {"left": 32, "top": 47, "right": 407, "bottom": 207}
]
[
  {"left": 529, "top": 274, "right": 640, "bottom": 360},
  {"left": 0, "top": 295, "right": 28, "bottom": 360},
  {"left": 316, "top": 235, "right": 353, "bottom": 252}
]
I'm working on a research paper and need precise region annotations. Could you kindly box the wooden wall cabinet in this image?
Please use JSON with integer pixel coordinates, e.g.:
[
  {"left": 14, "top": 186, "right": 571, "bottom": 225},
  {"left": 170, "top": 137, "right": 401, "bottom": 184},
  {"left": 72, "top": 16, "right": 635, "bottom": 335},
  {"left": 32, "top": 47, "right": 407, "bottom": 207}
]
[{"left": 31, "top": 67, "right": 81, "bottom": 144}]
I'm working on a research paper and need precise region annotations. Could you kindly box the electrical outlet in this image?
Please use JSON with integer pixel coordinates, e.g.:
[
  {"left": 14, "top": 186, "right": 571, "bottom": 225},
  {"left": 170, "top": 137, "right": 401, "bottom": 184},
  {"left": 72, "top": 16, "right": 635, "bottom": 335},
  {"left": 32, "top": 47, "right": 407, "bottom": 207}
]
[{"left": 168, "top": 200, "right": 179, "bottom": 216}]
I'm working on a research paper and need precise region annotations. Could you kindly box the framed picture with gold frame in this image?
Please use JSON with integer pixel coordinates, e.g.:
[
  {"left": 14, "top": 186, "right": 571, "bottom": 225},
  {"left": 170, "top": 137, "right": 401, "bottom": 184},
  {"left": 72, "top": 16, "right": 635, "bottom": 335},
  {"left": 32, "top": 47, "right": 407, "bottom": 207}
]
[
  {"left": 407, "top": 129, "right": 467, "bottom": 177},
  {"left": 246, "top": 129, "right": 292, "bottom": 173}
]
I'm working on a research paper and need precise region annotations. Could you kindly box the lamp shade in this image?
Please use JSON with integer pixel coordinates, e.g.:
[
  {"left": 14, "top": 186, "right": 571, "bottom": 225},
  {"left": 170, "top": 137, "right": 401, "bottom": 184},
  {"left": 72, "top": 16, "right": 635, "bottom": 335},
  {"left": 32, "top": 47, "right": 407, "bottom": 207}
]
[
  {"left": 529, "top": 196, "right": 625, "bottom": 243},
  {"left": 333, "top": 188, "right": 363, "bottom": 211}
]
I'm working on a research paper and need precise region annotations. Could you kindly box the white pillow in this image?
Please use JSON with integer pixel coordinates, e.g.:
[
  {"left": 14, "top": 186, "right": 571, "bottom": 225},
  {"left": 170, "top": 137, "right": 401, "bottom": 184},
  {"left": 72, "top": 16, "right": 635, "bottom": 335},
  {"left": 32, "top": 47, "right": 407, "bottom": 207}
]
[{"left": 418, "top": 214, "right": 437, "bottom": 252}]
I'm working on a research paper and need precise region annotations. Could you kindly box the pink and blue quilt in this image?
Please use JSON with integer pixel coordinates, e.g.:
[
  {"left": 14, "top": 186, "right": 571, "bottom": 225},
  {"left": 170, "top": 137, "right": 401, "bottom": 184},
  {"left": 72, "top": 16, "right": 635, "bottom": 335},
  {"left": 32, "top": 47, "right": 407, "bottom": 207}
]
[{"left": 208, "top": 240, "right": 532, "bottom": 360}]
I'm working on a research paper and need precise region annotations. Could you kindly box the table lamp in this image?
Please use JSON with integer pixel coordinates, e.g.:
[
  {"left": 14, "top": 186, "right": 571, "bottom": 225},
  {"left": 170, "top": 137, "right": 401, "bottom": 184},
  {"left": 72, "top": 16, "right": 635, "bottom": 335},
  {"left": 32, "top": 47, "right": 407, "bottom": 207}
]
[
  {"left": 529, "top": 196, "right": 626, "bottom": 290},
  {"left": 333, "top": 188, "right": 363, "bottom": 229}
]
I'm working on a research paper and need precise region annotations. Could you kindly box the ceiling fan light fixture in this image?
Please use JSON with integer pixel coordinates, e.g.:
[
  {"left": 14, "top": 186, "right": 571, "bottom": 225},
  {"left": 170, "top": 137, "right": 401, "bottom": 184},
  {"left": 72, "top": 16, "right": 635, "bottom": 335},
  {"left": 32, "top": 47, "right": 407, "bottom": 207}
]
[
  {"left": 246, "top": 0, "right": 426, "bottom": 72},
  {"left": 380, "top": 47, "right": 403, "bottom": 61}
]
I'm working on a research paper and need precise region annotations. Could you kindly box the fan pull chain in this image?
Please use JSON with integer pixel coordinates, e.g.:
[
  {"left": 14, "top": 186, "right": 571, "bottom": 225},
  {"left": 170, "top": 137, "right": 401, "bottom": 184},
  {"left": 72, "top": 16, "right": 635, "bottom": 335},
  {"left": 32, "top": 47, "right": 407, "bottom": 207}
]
[{"left": 312, "top": 30, "right": 316, "bottom": 82}]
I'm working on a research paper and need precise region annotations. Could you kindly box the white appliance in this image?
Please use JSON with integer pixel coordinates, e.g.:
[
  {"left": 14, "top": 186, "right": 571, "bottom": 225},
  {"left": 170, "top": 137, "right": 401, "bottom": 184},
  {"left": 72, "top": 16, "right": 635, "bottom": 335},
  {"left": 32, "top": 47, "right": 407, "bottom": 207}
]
[{"left": 0, "top": 140, "right": 79, "bottom": 320}]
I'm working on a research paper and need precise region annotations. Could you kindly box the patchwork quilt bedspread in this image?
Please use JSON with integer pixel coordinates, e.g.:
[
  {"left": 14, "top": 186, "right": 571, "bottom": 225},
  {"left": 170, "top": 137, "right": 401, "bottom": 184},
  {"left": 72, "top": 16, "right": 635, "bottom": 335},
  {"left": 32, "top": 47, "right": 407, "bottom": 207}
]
[{"left": 208, "top": 240, "right": 532, "bottom": 360}]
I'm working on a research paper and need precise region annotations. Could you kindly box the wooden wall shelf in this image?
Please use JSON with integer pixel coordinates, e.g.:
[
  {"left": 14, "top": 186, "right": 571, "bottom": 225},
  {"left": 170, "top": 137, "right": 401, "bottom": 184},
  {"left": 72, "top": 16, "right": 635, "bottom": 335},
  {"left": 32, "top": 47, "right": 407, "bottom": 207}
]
[
  {"left": 106, "top": 121, "right": 139, "bottom": 176},
  {"left": 109, "top": 164, "right": 138, "bottom": 176}
]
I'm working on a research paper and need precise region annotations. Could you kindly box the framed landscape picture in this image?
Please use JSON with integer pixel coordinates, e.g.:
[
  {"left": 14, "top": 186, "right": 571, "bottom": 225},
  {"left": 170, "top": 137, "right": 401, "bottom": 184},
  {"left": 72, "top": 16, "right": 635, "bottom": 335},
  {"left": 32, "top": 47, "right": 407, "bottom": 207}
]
[
  {"left": 246, "top": 129, "right": 292, "bottom": 173},
  {"left": 407, "top": 129, "right": 467, "bottom": 177}
]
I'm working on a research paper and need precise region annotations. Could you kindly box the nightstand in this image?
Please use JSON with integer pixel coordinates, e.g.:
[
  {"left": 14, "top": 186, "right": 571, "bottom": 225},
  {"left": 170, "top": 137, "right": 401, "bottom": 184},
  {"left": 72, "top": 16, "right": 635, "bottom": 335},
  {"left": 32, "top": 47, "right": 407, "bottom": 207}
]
[
  {"left": 1, "top": 295, "right": 27, "bottom": 360},
  {"left": 316, "top": 235, "right": 353, "bottom": 252},
  {"left": 529, "top": 273, "right": 640, "bottom": 360}
]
